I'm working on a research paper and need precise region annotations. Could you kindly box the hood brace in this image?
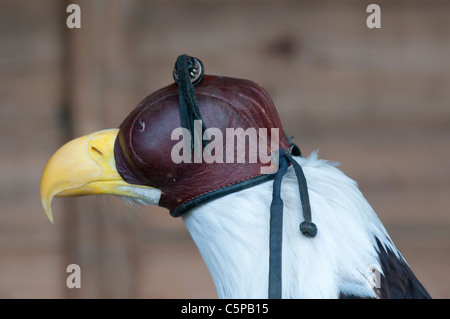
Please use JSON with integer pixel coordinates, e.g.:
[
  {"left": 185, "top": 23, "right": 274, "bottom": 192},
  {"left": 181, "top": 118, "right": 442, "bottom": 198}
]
[{"left": 173, "top": 54, "right": 317, "bottom": 299}]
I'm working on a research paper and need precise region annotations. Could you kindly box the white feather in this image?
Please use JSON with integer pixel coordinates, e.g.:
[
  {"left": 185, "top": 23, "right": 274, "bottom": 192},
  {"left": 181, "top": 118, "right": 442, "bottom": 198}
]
[{"left": 182, "top": 151, "right": 400, "bottom": 298}]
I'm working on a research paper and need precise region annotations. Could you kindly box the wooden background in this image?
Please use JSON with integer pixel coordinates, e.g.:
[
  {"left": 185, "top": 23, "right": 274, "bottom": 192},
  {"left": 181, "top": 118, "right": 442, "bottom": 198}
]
[{"left": 1, "top": 0, "right": 449, "bottom": 298}]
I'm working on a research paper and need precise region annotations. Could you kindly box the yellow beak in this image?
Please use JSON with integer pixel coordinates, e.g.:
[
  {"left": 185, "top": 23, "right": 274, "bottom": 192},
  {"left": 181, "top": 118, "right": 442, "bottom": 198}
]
[{"left": 40, "top": 129, "right": 160, "bottom": 223}]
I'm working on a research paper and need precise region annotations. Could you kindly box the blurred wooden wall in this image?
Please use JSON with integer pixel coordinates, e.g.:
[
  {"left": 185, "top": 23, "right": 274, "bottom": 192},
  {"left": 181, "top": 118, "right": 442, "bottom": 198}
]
[{"left": 0, "top": 0, "right": 449, "bottom": 298}]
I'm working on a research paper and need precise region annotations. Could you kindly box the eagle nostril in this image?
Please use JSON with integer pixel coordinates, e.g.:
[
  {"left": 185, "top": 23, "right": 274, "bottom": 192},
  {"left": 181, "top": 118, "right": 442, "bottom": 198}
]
[{"left": 91, "top": 146, "right": 103, "bottom": 157}]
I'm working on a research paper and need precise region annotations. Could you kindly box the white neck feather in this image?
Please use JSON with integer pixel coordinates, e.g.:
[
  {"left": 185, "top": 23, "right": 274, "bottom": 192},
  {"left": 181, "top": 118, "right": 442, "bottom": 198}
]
[{"left": 182, "top": 151, "right": 396, "bottom": 298}]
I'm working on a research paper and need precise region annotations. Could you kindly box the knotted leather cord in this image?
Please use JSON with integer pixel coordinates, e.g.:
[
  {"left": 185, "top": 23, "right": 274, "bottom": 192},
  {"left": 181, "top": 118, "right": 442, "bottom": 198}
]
[
  {"left": 173, "top": 54, "right": 208, "bottom": 160},
  {"left": 285, "top": 152, "right": 318, "bottom": 238},
  {"left": 269, "top": 150, "right": 317, "bottom": 299}
]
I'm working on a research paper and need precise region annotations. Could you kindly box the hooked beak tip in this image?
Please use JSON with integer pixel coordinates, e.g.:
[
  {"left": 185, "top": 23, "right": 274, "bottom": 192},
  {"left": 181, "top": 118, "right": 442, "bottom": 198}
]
[{"left": 41, "top": 196, "right": 54, "bottom": 224}]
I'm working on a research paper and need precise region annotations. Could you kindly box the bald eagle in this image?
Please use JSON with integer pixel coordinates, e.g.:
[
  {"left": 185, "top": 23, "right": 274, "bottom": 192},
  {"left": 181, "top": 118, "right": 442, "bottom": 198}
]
[{"left": 40, "top": 55, "right": 431, "bottom": 299}]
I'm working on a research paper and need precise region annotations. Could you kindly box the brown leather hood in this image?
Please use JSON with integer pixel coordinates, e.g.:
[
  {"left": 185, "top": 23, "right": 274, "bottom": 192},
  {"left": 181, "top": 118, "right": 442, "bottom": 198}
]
[{"left": 114, "top": 75, "right": 290, "bottom": 216}]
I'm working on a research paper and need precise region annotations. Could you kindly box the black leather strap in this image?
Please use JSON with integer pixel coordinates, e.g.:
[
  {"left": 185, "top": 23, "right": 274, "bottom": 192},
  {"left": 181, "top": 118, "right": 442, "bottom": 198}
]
[
  {"left": 268, "top": 151, "right": 317, "bottom": 298},
  {"left": 268, "top": 153, "right": 288, "bottom": 298}
]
